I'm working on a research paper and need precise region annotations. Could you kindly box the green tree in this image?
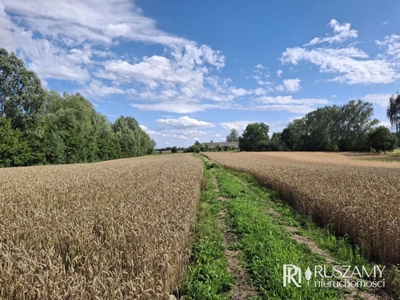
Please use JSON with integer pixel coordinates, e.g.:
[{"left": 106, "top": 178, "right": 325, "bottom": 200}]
[
  {"left": 0, "top": 48, "right": 46, "bottom": 130},
  {"left": 368, "top": 126, "right": 398, "bottom": 153},
  {"left": 281, "top": 100, "right": 378, "bottom": 152},
  {"left": 0, "top": 117, "right": 31, "bottom": 167},
  {"left": 281, "top": 119, "right": 307, "bottom": 151},
  {"left": 47, "top": 92, "right": 100, "bottom": 163},
  {"left": 336, "top": 100, "right": 378, "bottom": 151},
  {"left": 171, "top": 146, "right": 178, "bottom": 153},
  {"left": 226, "top": 128, "right": 239, "bottom": 142},
  {"left": 387, "top": 92, "right": 400, "bottom": 134},
  {"left": 239, "top": 123, "right": 270, "bottom": 151},
  {"left": 148, "top": 139, "right": 156, "bottom": 154},
  {"left": 268, "top": 132, "right": 286, "bottom": 151},
  {"left": 305, "top": 106, "right": 340, "bottom": 151},
  {"left": 113, "top": 116, "right": 153, "bottom": 158},
  {"left": 0, "top": 48, "right": 154, "bottom": 167}
]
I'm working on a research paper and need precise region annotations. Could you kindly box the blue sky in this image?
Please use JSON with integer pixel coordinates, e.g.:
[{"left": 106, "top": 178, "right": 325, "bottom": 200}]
[{"left": 1, "top": 0, "right": 400, "bottom": 148}]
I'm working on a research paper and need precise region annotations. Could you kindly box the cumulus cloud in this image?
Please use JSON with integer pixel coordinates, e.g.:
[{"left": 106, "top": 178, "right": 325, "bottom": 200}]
[
  {"left": 139, "top": 125, "right": 158, "bottom": 135},
  {"left": 248, "top": 104, "right": 323, "bottom": 114},
  {"left": 305, "top": 19, "right": 357, "bottom": 46},
  {"left": 0, "top": 0, "right": 237, "bottom": 109},
  {"left": 255, "top": 95, "right": 328, "bottom": 106},
  {"left": 363, "top": 94, "right": 392, "bottom": 107},
  {"left": 220, "top": 121, "right": 254, "bottom": 132},
  {"left": 282, "top": 47, "right": 397, "bottom": 84},
  {"left": 143, "top": 125, "right": 213, "bottom": 146},
  {"left": 276, "top": 78, "right": 301, "bottom": 93},
  {"left": 276, "top": 69, "right": 283, "bottom": 77},
  {"left": 376, "top": 35, "right": 400, "bottom": 61},
  {"left": 156, "top": 116, "right": 215, "bottom": 129},
  {"left": 131, "top": 101, "right": 226, "bottom": 114},
  {"left": 282, "top": 20, "right": 400, "bottom": 85},
  {"left": 1, "top": 0, "right": 188, "bottom": 47}
]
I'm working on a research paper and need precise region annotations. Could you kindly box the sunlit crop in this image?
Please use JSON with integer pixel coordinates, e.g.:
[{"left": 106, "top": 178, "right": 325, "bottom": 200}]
[
  {"left": 0, "top": 154, "right": 203, "bottom": 299},
  {"left": 204, "top": 152, "right": 400, "bottom": 265}
]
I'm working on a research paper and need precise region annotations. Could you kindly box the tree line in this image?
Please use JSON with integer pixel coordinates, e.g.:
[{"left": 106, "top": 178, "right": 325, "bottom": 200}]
[
  {"left": 183, "top": 96, "right": 400, "bottom": 154},
  {"left": 236, "top": 98, "right": 399, "bottom": 152},
  {"left": 0, "top": 48, "right": 155, "bottom": 167}
]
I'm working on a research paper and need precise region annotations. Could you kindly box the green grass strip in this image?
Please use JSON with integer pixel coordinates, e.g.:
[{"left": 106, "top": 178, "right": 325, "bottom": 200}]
[
  {"left": 183, "top": 158, "right": 233, "bottom": 299},
  {"left": 224, "top": 168, "right": 400, "bottom": 299},
  {"left": 214, "top": 168, "right": 346, "bottom": 300},
  {"left": 227, "top": 169, "right": 370, "bottom": 266}
]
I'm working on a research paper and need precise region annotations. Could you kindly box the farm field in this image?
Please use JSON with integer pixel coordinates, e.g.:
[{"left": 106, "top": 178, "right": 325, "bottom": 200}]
[
  {"left": 204, "top": 152, "right": 400, "bottom": 265},
  {"left": 185, "top": 155, "right": 395, "bottom": 299},
  {"left": 0, "top": 154, "right": 203, "bottom": 299}
]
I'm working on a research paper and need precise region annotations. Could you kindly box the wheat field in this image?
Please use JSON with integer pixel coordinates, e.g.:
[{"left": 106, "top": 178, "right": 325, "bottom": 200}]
[
  {"left": 0, "top": 154, "right": 203, "bottom": 299},
  {"left": 204, "top": 152, "right": 400, "bottom": 265}
]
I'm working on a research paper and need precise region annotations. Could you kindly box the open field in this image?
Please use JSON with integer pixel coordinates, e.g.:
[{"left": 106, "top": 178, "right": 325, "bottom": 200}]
[
  {"left": 204, "top": 152, "right": 400, "bottom": 265},
  {"left": 0, "top": 154, "right": 203, "bottom": 299},
  {"left": 186, "top": 156, "right": 393, "bottom": 299}
]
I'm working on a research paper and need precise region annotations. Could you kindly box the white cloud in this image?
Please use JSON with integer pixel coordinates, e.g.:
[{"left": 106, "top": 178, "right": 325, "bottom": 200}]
[
  {"left": 378, "top": 121, "right": 393, "bottom": 130},
  {"left": 0, "top": 0, "right": 237, "bottom": 107},
  {"left": 254, "top": 88, "right": 267, "bottom": 96},
  {"left": 283, "top": 20, "right": 400, "bottom": 85},
  {"left": 139, "top": 125, "right": 158, "bottom": 135},
  {"left": 230, "top": 88, "right": 249, "bottom": 97},
  {"left": 376, "top": 35, "right": 400, "bottom": 61},
  {"left": 220, "top": 121, "right": 254, "bottom": 133},
  {"left": 84, "top": 80, "right": 127, "bottom": 97},
  {"left": 1, "top": 0, "right": 188, "bottom": 47},
  {"left": 282, "top": 47, "right": 398, "bottom": 84},
  {"left": 248, "top": 104, "right": 323, "bottom": 114},
  {"left": 131, "top": 101, "right": 226, "bottom": 114},
  {"left": 144, "top": 126, "right": 213, "bottom": 146},
  {"left": 276, "top": 69, "right": 283, "bottom": 77},
  {"left": 305, "top": 19, "right": 357, "bottom": 46},
  {"left": 276, "top": 78, "right": 301, "bottom": 93},
  {"left": 363, "top": 94, "right": 391, "bottom": 107},
  {"left": 104, "top": 55, "right": 204, "bottom": 86},
  {"left": 255, "top": 95, "right": 328, "bottom": 106},
  {"left": 156, "top": 116, "right": 215, "bottom": 129}
]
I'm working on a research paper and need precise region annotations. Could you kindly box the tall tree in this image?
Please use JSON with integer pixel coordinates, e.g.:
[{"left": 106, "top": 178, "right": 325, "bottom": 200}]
[
  {"left": 113, "top": 116, "right": 153, "bottom": 157},
  {"left": 281, "top": 100, "right": 378, "bottom": 152},
  {"left": 0, "top": 48, "right": 155, "bottom": 167},
  {"left": 0, "top": 48, "right": 46, "bottom": 130},
  {"left": 305, "top": 106, "right": 340, "bottom": 151},
  {"left": 239, "top": 123, "right": 270, "bottom": 151},
  {"left": 281, "top": 118, "right": 307, "bottom": 151},
  {"left": 387, "top": 93, "right": 400, "bottom": 134},
  {"left": 226, "top": 128, "right": 239, "bottom": 142},
  {"left": 336, "top": 100, "right": 378, "bottom": 151}
]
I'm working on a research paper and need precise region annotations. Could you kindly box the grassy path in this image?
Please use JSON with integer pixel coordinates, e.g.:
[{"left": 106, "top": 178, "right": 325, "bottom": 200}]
[{"left": 183, "top": 156, "right": 390, "bottom": 300}]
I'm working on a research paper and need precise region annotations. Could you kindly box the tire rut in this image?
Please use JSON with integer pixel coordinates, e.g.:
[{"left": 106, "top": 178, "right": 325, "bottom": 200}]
[{"left": 212, "top": 174, "right": 257, "bottom": 300}]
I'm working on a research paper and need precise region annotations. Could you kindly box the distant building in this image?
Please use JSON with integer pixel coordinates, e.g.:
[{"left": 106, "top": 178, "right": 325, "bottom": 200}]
[{"left": 201, "top": 142, "right": 239, "bottom": 150}]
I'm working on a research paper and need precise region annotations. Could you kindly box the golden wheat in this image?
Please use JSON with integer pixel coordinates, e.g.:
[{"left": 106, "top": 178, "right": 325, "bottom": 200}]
[
  {"left": 0, "top": 154, "right": 203, "bottom": 299},
  {"left": 204, "top": 152, "right": 400, "bottom": 264}
]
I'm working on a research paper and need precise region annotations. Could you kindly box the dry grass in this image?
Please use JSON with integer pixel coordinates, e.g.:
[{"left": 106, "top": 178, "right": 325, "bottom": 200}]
[
  {"left": 204, "top": 152, "right": 400, "bottom": 265},
  {"left": 0, "top": 154, "right": 203, "bottom": 299}
]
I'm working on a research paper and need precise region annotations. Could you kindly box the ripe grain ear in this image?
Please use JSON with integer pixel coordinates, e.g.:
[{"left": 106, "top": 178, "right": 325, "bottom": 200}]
[
  {"left": 0, "top": 155, "right": 203, "bottom": 298},
  {"left": 205, "top": 151, "right": 400, "bottom": 265}
]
